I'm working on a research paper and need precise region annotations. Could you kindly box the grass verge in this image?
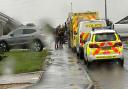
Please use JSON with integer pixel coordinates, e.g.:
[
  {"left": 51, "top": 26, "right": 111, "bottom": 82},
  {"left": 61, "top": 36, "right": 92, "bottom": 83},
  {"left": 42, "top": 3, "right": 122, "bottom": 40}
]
[{"left": 0, "top": 50, "right": 48, "bottom": 75}]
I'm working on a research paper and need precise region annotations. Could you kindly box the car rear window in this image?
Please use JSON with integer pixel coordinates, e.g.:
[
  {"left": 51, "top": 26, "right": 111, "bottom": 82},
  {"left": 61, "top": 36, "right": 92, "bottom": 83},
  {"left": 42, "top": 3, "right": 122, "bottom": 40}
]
[{"left": 95, "top": 33, "right": 116, "bottom": 42}]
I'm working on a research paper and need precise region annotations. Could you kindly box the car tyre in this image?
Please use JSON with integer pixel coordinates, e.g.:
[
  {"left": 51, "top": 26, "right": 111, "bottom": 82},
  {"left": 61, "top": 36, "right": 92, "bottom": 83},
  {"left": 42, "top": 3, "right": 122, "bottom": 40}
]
[
  {"left": 85, "top": 55, "right": 91, "bottom": 68},
  {"left": 86, "top": 60, "right": 91, "bottom": 68},
  {"left": 31, "top": 40, "right": 43, "bottom": 52},
  {"left": 0, "top": 42, "right": 9, "bottom": 52},
  {"left": 83, "top": 50, "right": 87, "bottom": 64},
  {"left": 84, "top": 52, "right": 91, "bottom": 68}
]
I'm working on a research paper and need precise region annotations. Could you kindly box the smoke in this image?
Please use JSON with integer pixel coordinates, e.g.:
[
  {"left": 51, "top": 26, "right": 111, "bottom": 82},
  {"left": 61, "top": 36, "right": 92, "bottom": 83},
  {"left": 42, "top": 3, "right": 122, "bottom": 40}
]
[
  {"left": 38, "top": 18, "right": 55, "bottom": 49},
  {"left": 38, "top": 18, "right": 54, "bottom": 31}
]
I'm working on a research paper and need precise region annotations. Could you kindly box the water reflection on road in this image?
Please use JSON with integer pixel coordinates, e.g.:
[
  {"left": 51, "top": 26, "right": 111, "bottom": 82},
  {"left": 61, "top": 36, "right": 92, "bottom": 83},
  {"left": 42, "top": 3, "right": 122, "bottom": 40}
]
[{"left": 86, "top": 49, "right": 128, "bottom": 89}]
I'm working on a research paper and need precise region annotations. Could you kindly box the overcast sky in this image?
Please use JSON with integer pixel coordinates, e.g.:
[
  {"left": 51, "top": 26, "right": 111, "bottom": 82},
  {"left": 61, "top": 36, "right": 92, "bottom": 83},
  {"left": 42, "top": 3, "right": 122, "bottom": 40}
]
[{"left": 0, "top": 0, "right": 127, "bottom": 27}]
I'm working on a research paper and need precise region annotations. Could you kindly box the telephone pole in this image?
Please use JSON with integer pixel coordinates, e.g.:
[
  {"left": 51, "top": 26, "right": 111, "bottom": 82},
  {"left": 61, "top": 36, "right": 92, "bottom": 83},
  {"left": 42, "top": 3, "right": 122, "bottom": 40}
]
[
  {"left": 70, "top": 2, "right": 73, "bottom": 13},
  {"left": 105, "top": 0, "right": 107, "bottom": 20}
]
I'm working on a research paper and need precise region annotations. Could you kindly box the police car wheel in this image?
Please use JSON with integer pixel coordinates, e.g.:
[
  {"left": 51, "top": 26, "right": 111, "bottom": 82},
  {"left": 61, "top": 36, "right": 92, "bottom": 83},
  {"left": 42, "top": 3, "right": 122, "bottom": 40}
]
[
  {"left": 86, "top": 58, "right": 92, "bottom": 68},
  {"left": 84, "top": 51, "right": 88, "bottom": 65}
]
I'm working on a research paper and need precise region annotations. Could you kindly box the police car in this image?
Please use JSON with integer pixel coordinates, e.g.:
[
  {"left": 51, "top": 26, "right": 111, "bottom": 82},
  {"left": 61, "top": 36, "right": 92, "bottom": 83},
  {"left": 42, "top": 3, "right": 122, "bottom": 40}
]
[{"left": 83, "top": 29, "right": 124, "bottom": 67}]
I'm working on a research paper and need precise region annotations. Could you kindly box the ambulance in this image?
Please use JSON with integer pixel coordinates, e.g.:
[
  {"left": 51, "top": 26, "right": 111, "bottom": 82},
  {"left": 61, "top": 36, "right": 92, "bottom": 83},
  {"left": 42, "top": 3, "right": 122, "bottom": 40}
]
[
  {"left": 66, "top": 12, "right": 99, "bottom": 52},
  {"left": 76, "top": 20, "right": 107, "bottom": 59}
]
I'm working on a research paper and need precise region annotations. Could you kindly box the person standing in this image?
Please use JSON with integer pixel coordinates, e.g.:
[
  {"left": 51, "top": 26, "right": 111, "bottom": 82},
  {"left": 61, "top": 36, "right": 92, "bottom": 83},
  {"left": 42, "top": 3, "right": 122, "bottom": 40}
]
[
  {"left": 58, "top": 25, "right": 65, "bottom": 48},
  {"left": 54, "top": 25, "right": 60, "bottom": 49}
]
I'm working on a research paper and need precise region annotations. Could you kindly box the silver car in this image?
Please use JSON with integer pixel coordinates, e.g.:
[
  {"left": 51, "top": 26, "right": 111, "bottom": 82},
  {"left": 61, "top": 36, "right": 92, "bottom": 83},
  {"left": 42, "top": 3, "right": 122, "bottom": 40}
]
[{"left": 0, "top": 26, "right": 45, "bottom": 52}]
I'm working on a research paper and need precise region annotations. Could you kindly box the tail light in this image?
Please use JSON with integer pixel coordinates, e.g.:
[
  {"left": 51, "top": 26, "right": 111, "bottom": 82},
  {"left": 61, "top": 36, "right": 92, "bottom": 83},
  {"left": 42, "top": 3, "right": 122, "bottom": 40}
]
[
  {"left": 80, "top": 38, "right": 85, "bottom": 46},
  {"left": 89, "top": 43, "right": 99, "bottom": 48},
  {"left": 80, "top": 35, "right": 82, "bottom": 38},
  {"left": 80, "top": 39, "right": 83, "bottom": 43},
  {"left": 114, "top": 42, "right": 122, "bottom": 47}
]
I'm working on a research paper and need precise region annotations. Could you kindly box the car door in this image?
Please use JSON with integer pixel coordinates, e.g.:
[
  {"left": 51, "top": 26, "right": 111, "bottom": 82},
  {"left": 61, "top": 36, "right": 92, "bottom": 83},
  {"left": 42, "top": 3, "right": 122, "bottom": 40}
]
[
  {"left": 84, "top": 34, "right": 91, "bottom": 57},
  {"left": 8, "top": 29, "right": 24, "bottom": 46},
  {"left": 22, "top": 29, "right": 36, "bottom": 44}
]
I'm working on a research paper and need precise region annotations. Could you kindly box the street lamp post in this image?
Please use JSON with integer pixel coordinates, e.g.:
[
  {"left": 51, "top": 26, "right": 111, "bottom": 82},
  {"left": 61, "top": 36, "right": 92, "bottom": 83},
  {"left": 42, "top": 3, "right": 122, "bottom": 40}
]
[
  {"left": 105, "top": 0, "right": 107, "bottom": 20},
  {"left": 70, "top": 2, "right": 73, "bottom": 13}
]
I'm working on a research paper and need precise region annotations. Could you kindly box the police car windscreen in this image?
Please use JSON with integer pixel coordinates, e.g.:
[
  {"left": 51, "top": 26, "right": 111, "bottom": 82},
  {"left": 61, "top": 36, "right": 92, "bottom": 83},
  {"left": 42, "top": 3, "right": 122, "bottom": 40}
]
[{"left": 95, "top": 33, "right": 116, "bottom": 42}]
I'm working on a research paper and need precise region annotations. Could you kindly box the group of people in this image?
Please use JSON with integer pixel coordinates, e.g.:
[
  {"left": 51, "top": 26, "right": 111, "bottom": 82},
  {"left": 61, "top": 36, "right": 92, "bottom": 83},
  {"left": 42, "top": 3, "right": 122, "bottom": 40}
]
[{"left": 54, "top": 25, "right": 66, "bottom": 49}]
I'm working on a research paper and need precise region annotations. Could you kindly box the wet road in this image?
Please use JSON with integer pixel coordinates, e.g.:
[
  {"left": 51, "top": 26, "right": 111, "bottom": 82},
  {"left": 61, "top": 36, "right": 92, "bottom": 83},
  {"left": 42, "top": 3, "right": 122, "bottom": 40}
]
[
  {"left": 86, "top": 49, "right": 128, "bottom": 89},
  {"left": 28, "top": 44, "right": 92, "bottom": 89}
]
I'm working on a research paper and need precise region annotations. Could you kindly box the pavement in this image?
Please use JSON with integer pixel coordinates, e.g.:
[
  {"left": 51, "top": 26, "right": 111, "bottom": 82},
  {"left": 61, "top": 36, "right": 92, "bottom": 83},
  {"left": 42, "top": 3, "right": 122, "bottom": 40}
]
[
  {"left": 0, "top": 71, "right": 43, "bottom": 84},
  {"left": 0, "top": 71, "right": 43, "bottom": 89}
]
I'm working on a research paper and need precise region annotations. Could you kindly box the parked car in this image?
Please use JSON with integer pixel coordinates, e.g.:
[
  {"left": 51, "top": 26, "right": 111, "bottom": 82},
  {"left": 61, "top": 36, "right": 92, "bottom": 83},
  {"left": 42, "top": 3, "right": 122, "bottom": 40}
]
[
  {"left": 83, "top": 29, "right": 124, "bottom": 67},
  {"left": 0, "top": 26, "right": 46, "bottom": 52}
]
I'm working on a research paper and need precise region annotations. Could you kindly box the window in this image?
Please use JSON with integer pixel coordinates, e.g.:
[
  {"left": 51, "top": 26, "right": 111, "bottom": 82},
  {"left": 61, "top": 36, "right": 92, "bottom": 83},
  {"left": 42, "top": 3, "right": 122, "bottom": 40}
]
[
  {"left": 13, "top": 29, "right": 23, "bottom": 36},
  {"left": 95, "top": 33, "right": 116, "bottom": 42},
  {"left": 23, "top": 29, "right": 36, "bottom": 34}
]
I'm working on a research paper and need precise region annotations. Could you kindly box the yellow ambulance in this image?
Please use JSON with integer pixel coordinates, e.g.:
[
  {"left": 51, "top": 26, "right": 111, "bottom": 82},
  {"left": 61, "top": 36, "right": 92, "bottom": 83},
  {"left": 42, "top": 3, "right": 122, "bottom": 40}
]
[{"left": 66, "top": 12, "right": 99, "bottom": 52}]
